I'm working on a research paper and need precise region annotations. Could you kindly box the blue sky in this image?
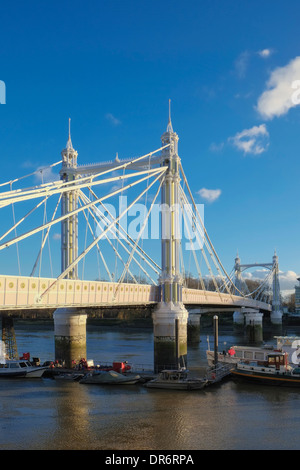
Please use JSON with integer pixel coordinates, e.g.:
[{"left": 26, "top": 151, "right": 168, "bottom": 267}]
[{"left": 0, "top": 0, "right": 300, "bottom": 294}]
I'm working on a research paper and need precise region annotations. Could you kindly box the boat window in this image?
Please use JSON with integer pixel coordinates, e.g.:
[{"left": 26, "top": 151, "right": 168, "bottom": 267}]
[
  {"left": 235, "top": 351, "right": 243, "bottom": 358},
  {"left": 279, "top": 356, "right": 284, "bottom": 365},
  {"left": 19, "top": 362, "right": 27, "bottom": 368},
  {"left": 254, "top": 352, "right": 265, "bottom": 360},
  {"left": 244, "top": 351, "right": 254, "bottom": 359},
  {"left": 9, "top": 363, "right": 20, "bottom": 368},
  {"left": 0, "top": 363, "right": 5, "bottom": 368}
]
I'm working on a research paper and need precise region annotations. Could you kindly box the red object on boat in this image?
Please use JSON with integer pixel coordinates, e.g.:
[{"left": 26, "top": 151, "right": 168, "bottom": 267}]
[
  {"left": 96, "top": 361, "right": 131, "bottom": 373},
  {"left": 112, "top": 361, "right": 131, "bottom": 373},
  {"left": 19, "top": 352, "right": 30, "bottom": 360}
]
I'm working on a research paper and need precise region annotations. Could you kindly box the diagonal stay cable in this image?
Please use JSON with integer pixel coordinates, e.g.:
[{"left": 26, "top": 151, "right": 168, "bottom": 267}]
[
  {"left": 0, "top": 167, "right": 166, "bottom": 251},
  {"left": 80, "top": 190, "right": 158, "bottom": 283},
  {"left": 38, "top": 167, "right": 167, "bottom": 300},
  {"left": 86, "top": 186, "right": 161, "bottom": 272},
  {"left": 113, "top": 173, "right": 165, "bottom": 297}
]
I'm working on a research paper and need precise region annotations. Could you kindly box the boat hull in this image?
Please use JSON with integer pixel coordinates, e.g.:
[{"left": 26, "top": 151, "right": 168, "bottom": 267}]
[
  {"left": 81, "top": 377, "right": 140, "bottom": 385},
  {"left": 231, "top": 369, "right": 300, "bottom": 387},
  {"left": 146, "top": 380, "right": 207, "bottom": 390},
  {"left": 80, "top": 370, "right": 141, "bottom": 385},
  {"left": 0, "top": 367, "right": 47, "bottom": 378}
]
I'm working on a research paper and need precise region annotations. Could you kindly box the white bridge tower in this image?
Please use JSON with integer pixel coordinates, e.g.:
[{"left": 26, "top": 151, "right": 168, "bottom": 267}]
[{"left": 152, "top": 103, "right": 189, "bottom": 371}]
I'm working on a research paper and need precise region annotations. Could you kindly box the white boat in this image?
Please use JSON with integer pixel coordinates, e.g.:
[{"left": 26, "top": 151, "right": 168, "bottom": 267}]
[
  {"left": 206, "top": 345, "right": 274, "bottom": 367},
  {"left": 79, "top": 369, "right": 141, "bottom": 385},
  {"left": 231, "top": 351, "right": 300, "bottom": 387},
  {"left": 206, "top": 336, "right": 300, "bottom": 367},
  {"left": 145, "top": 369, "right": 208, "bottom": 390},
  {"left": 0, "top": 359, "right": 48, "bottom": 378}
]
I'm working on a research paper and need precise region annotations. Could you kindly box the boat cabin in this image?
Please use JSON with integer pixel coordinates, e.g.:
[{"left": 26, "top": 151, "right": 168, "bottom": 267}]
[
  {"left": 266, "top": 352, "right": 288, "bottom": 371},
  {"left": 159, "top": 369, "right": 188, "bottom": 381},
  {"left": 0, "top": 360, "right": 32, "bottom": 369}
]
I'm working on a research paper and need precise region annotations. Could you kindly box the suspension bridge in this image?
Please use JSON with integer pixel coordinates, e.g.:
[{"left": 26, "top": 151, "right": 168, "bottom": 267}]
[{"left": 0, "top": 106, "right": 282, "bottom": 370}]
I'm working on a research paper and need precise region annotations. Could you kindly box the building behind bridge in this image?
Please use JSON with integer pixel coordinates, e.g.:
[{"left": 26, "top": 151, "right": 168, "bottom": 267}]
[{"left": 295, "top": 278, "right": 300, "bottom": 314}]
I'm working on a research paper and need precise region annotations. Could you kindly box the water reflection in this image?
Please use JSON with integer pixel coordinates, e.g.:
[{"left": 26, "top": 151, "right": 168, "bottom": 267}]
[{"left": 1, "top": 322, "right": 300, "bottom": 450}]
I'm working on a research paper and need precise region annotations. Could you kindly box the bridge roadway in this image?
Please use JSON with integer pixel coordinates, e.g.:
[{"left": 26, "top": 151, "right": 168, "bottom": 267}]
[{"left": 0, "top": 274, "right": 271, "bottom": 312}]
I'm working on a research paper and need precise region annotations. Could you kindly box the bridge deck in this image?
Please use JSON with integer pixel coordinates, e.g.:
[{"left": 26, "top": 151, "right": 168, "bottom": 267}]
[{"left": 0, "top": 275, "right": 271, "bottom": 312}]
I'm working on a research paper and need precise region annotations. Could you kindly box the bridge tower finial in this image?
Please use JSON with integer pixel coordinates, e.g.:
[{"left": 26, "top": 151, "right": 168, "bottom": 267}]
[
  {"left": 61, "top": 118, "right": 78, "bottom": 168},
  {"left": 166, "top": 99, "right": 174, "bottom": 133},
  {"left": 67, "top": 118, "right": 73, "bottom": 150}
]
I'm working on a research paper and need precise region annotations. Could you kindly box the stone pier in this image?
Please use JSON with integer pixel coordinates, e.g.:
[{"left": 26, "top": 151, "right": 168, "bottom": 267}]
[
  {"left": 244, "top": 309, "right": 263, "bottom": 343},
  {"left": 53, "top": 308, "right": 87, "bottom": 368},
  {"left": 187, "top": 312, "right": 201, "bottom": 343},
  {"left": 153, "top": 303, "right": 188, "bottom": 372}
]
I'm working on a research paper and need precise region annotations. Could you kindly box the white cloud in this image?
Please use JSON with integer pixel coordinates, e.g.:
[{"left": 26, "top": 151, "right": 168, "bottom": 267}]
[
  {"left": 243, "top": 269, "right": 269, "bottom": 281},
  {"left": 229, "top": 124, "right": 269, "bottom": 155},
  {"left": 52, "top": 233, "right": 61, "bottom": 241},
  {"left": 256, "top": 56, "right": 300, "bottom": 119},
  {"left": 35, "top": 166, "right": 58, "bottom": 183},
  {"left": 258, "top": 48, "right": 273, "bottom": 58},
  {"left": 197, "top": 188, "right": 221, "bottom": 203},
  {"left": 209, "top": 142, "right": 224, "bottom": 152},
  {"left": 20, "top": 160, "right": 59, "bottom": 183},
  {"left": 243, "top": 269, "right": 299, "bottom": 296},
  {"left": 278, "top": 270, "right": 299, "bottom": 292},
  {"left": 234, "top": 51, "right": 250, "bottom": 79},
  {"left": 105, "top": 113, "right": 121, "bottom": 126}
]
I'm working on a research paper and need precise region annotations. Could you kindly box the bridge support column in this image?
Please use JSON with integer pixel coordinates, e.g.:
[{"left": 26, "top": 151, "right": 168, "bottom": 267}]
[
  {"left": 153, "top": 303, "right": 188, "bottom": 372},
  {"left": 233, "top": 310, "right": 245, "bottom": 328},
  {"left": 53, "top": 308, "right": 87, "bottom": 368},
  {"left": 187, "top": 313, "right": 201, "bottom": 343},
  {"left": 271, "top": 252, "right": 283, "bottom": 325},
  {"left": 244, "top": 310, "right": 263, "bottom": 343},
  {"left": 152, "top": 105, "right": 189, "bottom": 372},
  {"left": 270, "top": 311, "right": 283, "bottom": 325}
]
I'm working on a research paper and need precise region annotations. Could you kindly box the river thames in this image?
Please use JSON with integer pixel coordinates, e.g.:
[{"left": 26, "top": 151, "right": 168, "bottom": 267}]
[{"left": 1, "top": 319, "right": 300, "bottom": 451}]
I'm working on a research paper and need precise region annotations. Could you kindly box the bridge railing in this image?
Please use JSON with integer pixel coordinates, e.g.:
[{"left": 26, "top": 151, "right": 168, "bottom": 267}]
[
  {"left": 0, "top": 274, "right": 271, "bottom": 311},
  {"left": 0, "top": 274, "right": 159, "bottom": 310}
]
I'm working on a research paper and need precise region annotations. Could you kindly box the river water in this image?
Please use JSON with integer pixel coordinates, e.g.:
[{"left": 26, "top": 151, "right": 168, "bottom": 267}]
[{"left": 1, "top": 320, "right": 300, "bottom": 451}]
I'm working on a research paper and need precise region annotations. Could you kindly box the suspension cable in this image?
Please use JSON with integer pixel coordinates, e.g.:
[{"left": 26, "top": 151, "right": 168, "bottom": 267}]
[{"left": 39, "top": 167, "right": 167, "bottom": 299}]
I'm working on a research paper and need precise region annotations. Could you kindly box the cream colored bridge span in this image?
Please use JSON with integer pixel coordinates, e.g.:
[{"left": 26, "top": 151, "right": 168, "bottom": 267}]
[
  {"left": 0, "top": 274, "right": 271, "bottom": 312},
  {"left": 0, "top": 111, "right": 277, "bottom": 370}
]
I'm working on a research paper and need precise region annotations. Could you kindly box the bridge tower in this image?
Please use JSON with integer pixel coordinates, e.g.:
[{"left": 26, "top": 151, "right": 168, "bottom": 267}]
[
  {"left": 232, "top": 251, "right": 283, "bottom": 332},
  {"left": 233, "top": 252, "right": 245, "bottom": 326},
  {"left": 53, "top": 120, "right": 87, "bottom": 368},
  {"left": 152, "top": 103, "right": 189, "bottom": 372},
  {"left": 234, "top": 251, "right": 242, "bottom": 294},
  {"left": 271, "top": 250, "right": 283, "bottom": 324},
  {"left": 59, "top": 118, "right": 78, "bottom": 279}
]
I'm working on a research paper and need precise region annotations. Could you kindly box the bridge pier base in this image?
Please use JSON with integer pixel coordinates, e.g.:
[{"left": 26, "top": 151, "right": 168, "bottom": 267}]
[
  {"left": 270, "top": 310, "right": 283, "bottom": 325},
  {"left": 152, "top": 303, "right": 188, "bottom": 373},
  {"left": 233, "top": 310, "right": 245, "bottom": 328},
  {"left": 53, "top": 308, "right": 87, "bottom": 368},
  {"left": 244, "top": 310, "right": 263, "bottom": 343},
  {"left": 187, "top": 313, "right": 201, "bottom": 343}
]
